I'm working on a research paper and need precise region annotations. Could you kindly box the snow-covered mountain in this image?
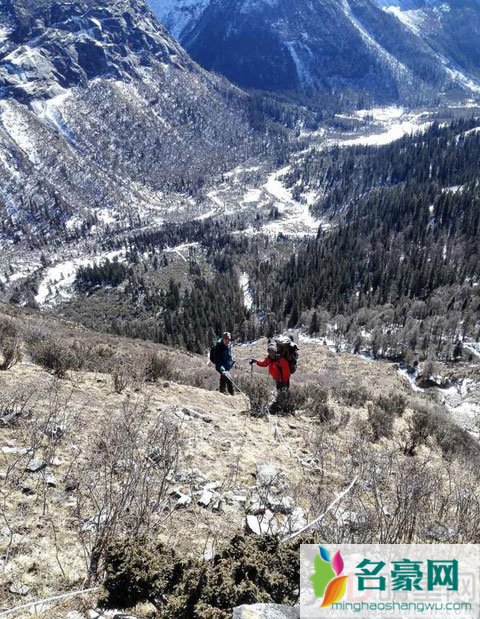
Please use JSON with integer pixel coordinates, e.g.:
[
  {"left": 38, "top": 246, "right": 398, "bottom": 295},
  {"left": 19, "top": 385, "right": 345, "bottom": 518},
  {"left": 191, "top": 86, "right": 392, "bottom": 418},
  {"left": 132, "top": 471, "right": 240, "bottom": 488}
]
[
  {"left": 149, "top": 0, "right": 480, "bottom": 102},
  {"left": 377, "top": 0, "right": 480, "bottom": 90},
  {"left": 0, "top": 0, "right": 264, "bottom": 243}
]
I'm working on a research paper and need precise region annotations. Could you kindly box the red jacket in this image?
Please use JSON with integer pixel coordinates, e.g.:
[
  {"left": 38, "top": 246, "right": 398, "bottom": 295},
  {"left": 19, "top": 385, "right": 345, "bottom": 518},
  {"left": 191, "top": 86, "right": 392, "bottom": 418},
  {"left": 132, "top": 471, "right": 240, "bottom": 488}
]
[{"left": 257, "top": 356, "right": 291, "bottom": 384}]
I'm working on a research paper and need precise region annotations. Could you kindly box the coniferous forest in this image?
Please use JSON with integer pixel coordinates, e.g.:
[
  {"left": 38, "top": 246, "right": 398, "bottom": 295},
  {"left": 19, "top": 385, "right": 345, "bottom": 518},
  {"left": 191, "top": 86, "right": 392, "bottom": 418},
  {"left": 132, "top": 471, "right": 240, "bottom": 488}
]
[{"left": 37, "top": 119, "right": 479, "bottom": 362}]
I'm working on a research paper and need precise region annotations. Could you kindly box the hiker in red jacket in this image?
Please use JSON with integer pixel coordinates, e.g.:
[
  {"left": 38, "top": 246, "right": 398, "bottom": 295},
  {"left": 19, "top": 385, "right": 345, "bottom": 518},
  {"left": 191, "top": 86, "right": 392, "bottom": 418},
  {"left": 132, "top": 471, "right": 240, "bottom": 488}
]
[{"left": 250, "top": 342, "right": 291, "bottom": 392}]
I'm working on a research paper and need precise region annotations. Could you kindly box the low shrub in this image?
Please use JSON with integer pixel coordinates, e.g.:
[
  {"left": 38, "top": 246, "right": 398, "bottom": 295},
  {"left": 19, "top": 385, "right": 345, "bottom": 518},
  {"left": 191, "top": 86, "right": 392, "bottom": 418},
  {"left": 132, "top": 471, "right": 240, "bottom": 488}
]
[
  {"left": 338, "top": 385, "right": 370, "bottom": 408},
  {"left": 28, "top": 334, "right": 81, "bottom": 378},
  {"left": 237, "top": 376, "right": 271, "bottom": 418},
  {"left": 0, "top": 317, "right": 22, "bottom": 371},
  {"left": 101, "top": 534, "right": 299, "bottom": 618},
  {"left": 143, "top": 352, "right": 174, "bottom": 383},
  {"left": 368, "top": 403, "right": 395, "bottom": 441},
  {"left": 376, "top": 393, "right": 406, "bottom": 417},
  {"left": 406, "top": 400, "right": 480, "bottom": 461}
]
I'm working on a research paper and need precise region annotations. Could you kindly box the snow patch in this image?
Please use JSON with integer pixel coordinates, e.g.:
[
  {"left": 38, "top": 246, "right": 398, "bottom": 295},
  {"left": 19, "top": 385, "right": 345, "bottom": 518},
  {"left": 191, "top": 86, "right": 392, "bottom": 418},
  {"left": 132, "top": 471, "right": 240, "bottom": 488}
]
[
  {"left": 0, "top": 26, "right": 11, "bottom": 44},
  {"left": 285, "top": 41, "right": 314, "bottom": 88},
  {"left": 30, "top": 90, "right": 74, "bottom": 141},
  {"left": 239, "top": 272, "right": 254, "bottom": 311},
  {"left": 0, "top": 102, "right": 40, "bottom": 164},
  {"left": 382, "top": 5, "right": 425, "bottom": 35},
  {"left": 263, "top": 167, "right": 320, "bottom": 237},
  {"left": 342, "top": 111, "right": 432, "bottom": 146},
  {"left": 35, "top": 250, "right": 125, "bottom": 306},
  {"left": 148, "top": 0, "right": 210, "bottom": 39},
  {"left": 242, "top": 188, "right": 262, "bottom": 204}
]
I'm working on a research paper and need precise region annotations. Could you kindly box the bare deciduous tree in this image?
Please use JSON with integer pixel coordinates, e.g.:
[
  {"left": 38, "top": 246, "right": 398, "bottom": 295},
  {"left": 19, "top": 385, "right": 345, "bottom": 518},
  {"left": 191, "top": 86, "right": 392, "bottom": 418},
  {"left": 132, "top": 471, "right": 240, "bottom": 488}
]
[{"left": 72, "top": 396, "right": 183, "bottom": 584}]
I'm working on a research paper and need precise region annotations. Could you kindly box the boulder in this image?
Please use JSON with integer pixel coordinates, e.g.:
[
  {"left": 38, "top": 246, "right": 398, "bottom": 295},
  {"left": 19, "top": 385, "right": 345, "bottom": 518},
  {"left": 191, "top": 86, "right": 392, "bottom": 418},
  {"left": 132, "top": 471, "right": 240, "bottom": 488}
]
[
  {"left": 267, "top": 495, "right": 295, "bottom": 515},
  {"left": 175, "top": 494, "right": 192, "bottom": 509},
  {"left": 198, "top": 489, "right": 214, "bottom": 508},
  {"left": 26, "top": 458, "right": 46, "bottom": 473},
  {"left": 233, "top": 604, "right": 299, "bottom": 618},
  {"left": 255, "top": 464, "right": 287, "bottom": 491},
  {"left": 246, "top": 511, "right": 281, "bottom": 536},
  {"left": 44, "top": 423, "right": 66, "bottom": 439},
  {"left": 42, "top": 469, "right": 57, "bottom": 487},
  {"left": 9, "top": 582, "right": 30, "bottom": 596}
]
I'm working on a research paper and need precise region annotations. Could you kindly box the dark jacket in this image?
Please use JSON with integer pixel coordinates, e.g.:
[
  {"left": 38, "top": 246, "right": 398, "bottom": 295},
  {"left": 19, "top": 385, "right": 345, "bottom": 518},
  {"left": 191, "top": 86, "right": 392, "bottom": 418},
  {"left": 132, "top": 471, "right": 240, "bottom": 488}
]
[{"left": 213, "top": 339, "right": 235, "bottom": 373}]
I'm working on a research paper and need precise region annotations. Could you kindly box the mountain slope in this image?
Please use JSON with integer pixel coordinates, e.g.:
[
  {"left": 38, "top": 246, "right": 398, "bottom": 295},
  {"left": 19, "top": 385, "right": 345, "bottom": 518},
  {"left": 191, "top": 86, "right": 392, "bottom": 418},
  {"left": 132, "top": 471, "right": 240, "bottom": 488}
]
[
  {"left": 377, "top": 0, "right": 480, "bottom": 88},
  {"left": 149, "top": 0, "right": 480, "bottom": 102},
  {"left": 1, "top": 302, "right": 479, "bottom": 613},
  {"left": 0, "top": 0, "right": 269, "bottom": 245}
]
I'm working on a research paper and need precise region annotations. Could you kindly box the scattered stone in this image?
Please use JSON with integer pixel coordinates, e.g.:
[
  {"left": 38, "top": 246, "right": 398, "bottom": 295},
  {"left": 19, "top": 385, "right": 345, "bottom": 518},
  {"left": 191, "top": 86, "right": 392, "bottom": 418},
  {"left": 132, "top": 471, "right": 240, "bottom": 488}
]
[
  {"left": 42, "top": 469, "right": 57, "bottom": 487},
  {"left": 268, "top": 495, "right": 295, "bottom": 515},
  {"left": 212, "top": 499, "right": 223, "bottom": 512},
  {"left": 114, "top": 614, "right": 139, "bottom": 619},
  {"left": 9, "top": 582, "right": 30, "bottom": 596},
  {"left": 1, "top": 446, "right": 30, "bottom": 455},
  {"left": 0, "top": 525, "right": 12, "bottom": 538},
  {"left": 204, "top": 481, "right": 221, "bottom": 492},
  {"left": 233, "top": 604, "right": 299, "bottom": 619},
  {"left": 288, "top": 507, "right": 307, "bottom": 533},
  {"left": 246, "top": 511, "right": 281, "bottom": 536},
  {"left": 175, "top": 494, "right": 192, "bottom": 509},
  {"left": 50, "top": 456, "right": 62, "bottom": 467},
  {"left": 65, "top": 477, "right": 78, "bottom": 492},
  {"left": 66, "top": 612, "right": 84, "bottom": 619},
  {"left": 26, "top": 459, "right": 46, "bottom": 473},
  {"left": 22, "top": 486, "right": 35, "bottom": 496},
  {"left": 255, "top": 464, "right": 286, "bottom": 489},
  {"left": 44, "top": 423, "right": 66, "bottom": 439},
  {"left": 198, "top": 489, "right": 214, "bottom": 508}
]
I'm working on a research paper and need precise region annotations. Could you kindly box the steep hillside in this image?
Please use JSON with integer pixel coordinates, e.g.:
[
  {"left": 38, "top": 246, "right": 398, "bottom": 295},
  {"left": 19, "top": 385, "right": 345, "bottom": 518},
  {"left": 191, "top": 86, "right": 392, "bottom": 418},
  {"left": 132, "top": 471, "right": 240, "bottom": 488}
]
[
  {"left": 0, "top": 0, "right": 277, "bottom": 245},
  {"left": 378, "top": 0, "right": 480, "bottom": 86},
  {"left": 249, "top": 118, "right": 480, "bottom": 362},
  {"left": 149, "top": 0, "right": 480, "bottom": 103},
  {"left": 0, "top": 305, "right": 479, "bottom": 617}
]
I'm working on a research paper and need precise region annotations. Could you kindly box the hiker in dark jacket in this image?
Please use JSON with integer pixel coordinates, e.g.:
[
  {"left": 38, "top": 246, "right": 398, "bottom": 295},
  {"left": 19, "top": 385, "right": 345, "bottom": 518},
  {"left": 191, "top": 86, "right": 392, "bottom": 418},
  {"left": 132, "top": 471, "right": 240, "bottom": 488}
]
[{"left": 212, "top": 332, "right": 235, "bottom": 395}]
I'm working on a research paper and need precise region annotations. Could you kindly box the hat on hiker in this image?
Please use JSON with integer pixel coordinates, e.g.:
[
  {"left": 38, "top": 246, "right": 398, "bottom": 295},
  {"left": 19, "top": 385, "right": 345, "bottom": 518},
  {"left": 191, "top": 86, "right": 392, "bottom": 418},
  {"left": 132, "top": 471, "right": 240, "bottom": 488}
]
[
  {"left": 267, "top": 342, "right": 278, "bottom": 353},
  {"left": 223, "top": 332, "right": 232, "bottom": 340}
]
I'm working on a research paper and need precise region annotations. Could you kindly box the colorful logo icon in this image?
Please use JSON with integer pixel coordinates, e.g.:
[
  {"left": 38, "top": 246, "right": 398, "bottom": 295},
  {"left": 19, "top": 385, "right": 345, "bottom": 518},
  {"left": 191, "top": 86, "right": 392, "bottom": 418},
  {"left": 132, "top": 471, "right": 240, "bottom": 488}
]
[{"left": 311, "top": 546, "right": 348, "bottom": 608}]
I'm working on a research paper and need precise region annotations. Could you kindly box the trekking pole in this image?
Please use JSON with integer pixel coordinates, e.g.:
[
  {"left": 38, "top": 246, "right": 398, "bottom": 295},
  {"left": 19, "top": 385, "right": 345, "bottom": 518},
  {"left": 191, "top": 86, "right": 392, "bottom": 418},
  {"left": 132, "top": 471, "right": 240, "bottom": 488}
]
[{"left": 223, "top": 372, "right": 247, "bottom": 397}]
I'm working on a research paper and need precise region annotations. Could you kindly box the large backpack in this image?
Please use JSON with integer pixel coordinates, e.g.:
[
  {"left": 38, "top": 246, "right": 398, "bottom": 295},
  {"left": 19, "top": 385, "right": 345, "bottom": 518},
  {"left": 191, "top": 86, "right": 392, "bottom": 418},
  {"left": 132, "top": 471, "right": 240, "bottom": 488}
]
[
  {"left": 209, "top": 343, "right": 219, "bottom": 365},
  {"left": 273, "top": 335, "right": 299, "bottom": 374}
]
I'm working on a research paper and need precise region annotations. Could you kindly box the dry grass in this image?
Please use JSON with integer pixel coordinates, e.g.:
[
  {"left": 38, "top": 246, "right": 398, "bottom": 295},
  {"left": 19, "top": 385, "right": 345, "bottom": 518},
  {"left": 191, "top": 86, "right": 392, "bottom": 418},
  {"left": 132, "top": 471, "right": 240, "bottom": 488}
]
[{"left": 1, "top": 310, "right": 478, "bottom": 617}]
